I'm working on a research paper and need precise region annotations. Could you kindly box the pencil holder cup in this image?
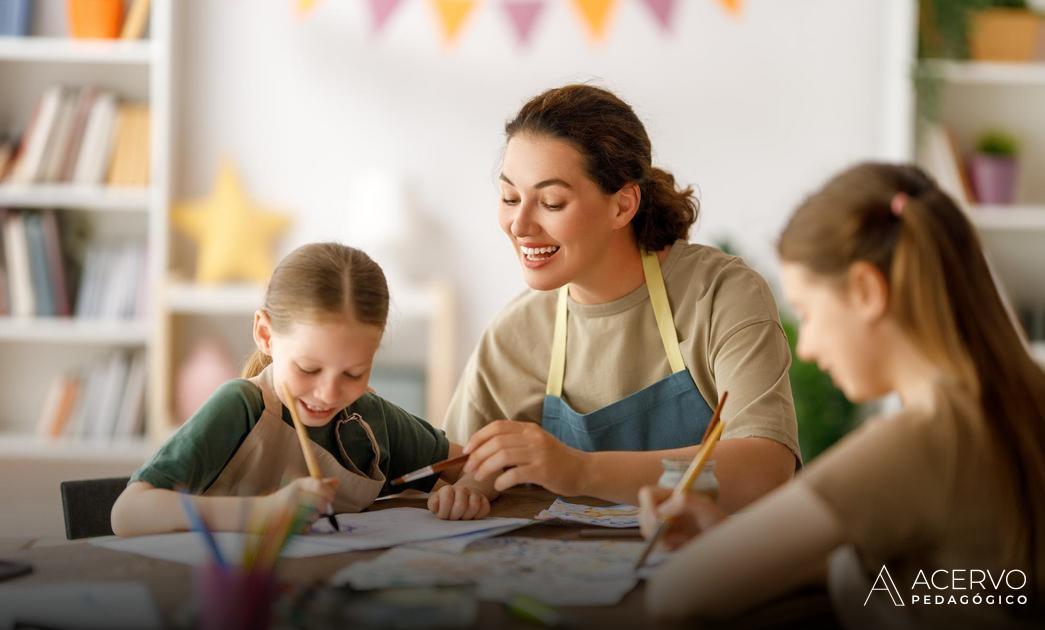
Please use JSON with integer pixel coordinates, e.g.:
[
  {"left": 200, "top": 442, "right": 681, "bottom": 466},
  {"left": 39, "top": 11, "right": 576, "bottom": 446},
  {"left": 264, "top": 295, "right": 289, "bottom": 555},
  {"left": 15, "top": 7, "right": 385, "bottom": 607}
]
[
  {"left": 66, "top": 0, "right": 122, "bottom": 39},
  {"left": 195, "top": 564, "right": 278, "bottom": 630},
  {"left": 658, "top": 458, "right": 719, "bottom": 501}
]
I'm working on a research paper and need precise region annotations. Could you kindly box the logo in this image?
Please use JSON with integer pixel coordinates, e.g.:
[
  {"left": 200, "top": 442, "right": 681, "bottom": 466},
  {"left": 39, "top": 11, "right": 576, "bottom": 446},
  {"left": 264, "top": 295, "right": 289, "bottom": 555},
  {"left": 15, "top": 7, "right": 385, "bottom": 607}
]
[
  {"left": 865, "top": 566, "right": 1030, "bottom": 608},
  {"left": 865, "top": 565, "right": 905, "bottom": 607}
]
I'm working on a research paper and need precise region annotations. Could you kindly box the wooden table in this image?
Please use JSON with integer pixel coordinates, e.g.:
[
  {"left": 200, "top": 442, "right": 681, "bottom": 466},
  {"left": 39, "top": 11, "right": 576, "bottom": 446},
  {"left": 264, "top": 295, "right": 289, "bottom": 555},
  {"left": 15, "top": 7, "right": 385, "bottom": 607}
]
[{"left": 0, "top": 488, "right": 837, "bottom": 629}]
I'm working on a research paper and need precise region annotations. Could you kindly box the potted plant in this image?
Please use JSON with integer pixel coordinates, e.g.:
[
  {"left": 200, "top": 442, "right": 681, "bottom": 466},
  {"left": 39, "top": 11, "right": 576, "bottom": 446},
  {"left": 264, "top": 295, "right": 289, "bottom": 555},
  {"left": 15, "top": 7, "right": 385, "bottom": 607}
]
[{"left": 969, "top": 130, "right": 1021, "bottom": 205}]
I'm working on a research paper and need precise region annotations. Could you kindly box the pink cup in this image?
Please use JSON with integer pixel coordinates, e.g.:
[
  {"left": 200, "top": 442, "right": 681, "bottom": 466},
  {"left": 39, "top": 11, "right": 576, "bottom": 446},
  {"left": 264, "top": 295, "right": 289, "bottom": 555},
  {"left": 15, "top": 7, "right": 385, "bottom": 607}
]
[{"left": 195, "top": 564, "right": 278, "bottom": 630}]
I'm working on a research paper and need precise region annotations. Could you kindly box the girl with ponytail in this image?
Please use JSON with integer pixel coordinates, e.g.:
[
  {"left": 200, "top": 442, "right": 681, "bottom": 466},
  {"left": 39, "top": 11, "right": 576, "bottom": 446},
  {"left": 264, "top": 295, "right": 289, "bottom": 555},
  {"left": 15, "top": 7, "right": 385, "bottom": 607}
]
[
  {"left": 638, "top": 163, "right": 1045, "bottom": 627},
  {"left": 448, "top": 84, "right": 801, "bottom": 510}
]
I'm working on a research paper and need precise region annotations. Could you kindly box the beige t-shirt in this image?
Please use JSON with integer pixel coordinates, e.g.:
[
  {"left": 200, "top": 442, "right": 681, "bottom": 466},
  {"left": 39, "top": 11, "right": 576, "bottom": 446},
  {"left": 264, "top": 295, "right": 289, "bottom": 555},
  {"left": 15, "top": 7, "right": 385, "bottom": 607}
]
[
  {"left": 801, "top": 380, "right": 1041, "bottom": 626},
  {"left": 443, "top": 240, "right": 800, "bottom": 462}
]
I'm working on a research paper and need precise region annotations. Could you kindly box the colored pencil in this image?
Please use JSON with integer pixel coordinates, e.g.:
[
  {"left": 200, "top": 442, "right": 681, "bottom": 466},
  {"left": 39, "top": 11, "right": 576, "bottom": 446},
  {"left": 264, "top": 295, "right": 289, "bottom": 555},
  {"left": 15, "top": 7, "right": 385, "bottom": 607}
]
[
  {"left": 281, "top": 384, "right": 340, "bottom": 532},
  {"left": 177, "top": 491, "right": 228, "bottom": 569},
  {"left": 634, "top": 391, "right": 728, "bottom": 570},
  {"left": 390, "top": 453, "right": 470, "bottom": 486}
]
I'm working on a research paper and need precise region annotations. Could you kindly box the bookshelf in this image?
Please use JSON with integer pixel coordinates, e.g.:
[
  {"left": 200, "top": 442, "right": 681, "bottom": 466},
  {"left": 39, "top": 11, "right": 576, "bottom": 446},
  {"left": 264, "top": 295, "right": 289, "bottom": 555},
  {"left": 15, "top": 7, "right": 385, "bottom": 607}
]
[
  {"left": 0, "top": 1, "right": 170, "bottom": 460},
  {"left": 904, "top": 38, "right": 1045, "bottom": 345}
]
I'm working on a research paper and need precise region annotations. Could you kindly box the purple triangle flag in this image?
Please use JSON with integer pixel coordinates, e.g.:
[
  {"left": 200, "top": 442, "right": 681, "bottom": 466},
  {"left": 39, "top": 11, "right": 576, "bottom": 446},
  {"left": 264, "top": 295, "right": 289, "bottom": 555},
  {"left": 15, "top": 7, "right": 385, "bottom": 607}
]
[
  {"left": 503, "top": 0, "right": 546, "bottom": 47},
  {"left": 641, "top": 0, "right": 678, "bottom": 32},
  {"left": 368, "top": 0, "right": 405, "bottom": 34}
]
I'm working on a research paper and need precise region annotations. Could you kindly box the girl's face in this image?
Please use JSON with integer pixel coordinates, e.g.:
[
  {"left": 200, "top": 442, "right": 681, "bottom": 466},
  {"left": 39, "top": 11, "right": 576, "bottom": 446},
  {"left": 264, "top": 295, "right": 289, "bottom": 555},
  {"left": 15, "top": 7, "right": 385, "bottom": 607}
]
[
  {"left": 780, "top": 262, "right": 894, "bottom": 403},
  {"left": 253, "top": 313, "right": 383, "bottom": 427},
  {"left": 498, "top": 133, "right": 632, "bottom": 292}
]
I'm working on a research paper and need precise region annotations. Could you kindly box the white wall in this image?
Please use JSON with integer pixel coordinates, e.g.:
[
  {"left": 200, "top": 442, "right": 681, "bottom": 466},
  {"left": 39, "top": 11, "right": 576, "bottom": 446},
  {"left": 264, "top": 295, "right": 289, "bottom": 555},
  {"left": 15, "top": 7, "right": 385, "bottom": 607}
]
[{"left": 172, "top": 0, "right": 902, "bottom": 384}]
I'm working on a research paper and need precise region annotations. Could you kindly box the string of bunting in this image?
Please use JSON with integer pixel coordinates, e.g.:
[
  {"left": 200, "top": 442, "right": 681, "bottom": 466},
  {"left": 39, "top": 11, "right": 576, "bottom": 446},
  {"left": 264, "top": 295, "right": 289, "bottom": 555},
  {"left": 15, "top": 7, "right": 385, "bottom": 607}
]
[{"left": 294, "top": 0, "right": 742, "bottom": 47}]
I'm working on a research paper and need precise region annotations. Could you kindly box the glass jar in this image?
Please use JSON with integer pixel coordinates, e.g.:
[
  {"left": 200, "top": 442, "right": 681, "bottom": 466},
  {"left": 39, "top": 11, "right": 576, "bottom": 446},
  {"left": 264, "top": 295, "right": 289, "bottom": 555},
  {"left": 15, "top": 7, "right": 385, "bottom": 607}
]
[{"left": 657, "top": 458, "right": 719, "bottom": 501}]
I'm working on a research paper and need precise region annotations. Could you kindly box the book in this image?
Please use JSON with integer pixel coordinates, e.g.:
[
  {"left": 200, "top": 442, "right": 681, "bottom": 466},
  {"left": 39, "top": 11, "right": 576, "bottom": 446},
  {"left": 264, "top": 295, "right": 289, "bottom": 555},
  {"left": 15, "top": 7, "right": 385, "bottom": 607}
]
[
  {"left": 58, "top": 87, "right": 99, "bottom": 183},
  {"left": 72, "top": 91, "right": 118, "bottom": 185},
  {"left": 23, "top": 212, "right": 55, "bottom": 317},
  {"left": 91, "top": 352, "right": 130, "bottom": 441},
  {"left": 0, "top": 208, "right": 8, "bottom": 316},
  {"left": 39, "top": 374, "right": 82, "bottom": 440},
  {"left": 8, "top": 86, "right": 63, "bottom": 184},
  {"left": 40, "top": 88, "right": 78, "bottom": 183},
  {"left": 113, "top": 350, "right": 147, "bottom": 439},
  {"left": 40, "top": 209, "right": 72, "bottom": 316},
  {"left": 921, "top": 122, "right": 974, "bottom": 206},
  {"left": 2, "top": 212, "right": 34, "bottom": 317},
  {"left": 120, "top": 0, "right": 151, "bottom": 40}
]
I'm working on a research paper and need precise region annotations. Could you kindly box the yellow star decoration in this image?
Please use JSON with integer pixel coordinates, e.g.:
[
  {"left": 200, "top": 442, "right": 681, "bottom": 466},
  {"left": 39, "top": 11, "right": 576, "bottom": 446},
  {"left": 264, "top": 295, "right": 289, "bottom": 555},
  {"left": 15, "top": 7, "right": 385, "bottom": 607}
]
[{"left": 172, "top": 162, "right": 291, "bottom": 285}]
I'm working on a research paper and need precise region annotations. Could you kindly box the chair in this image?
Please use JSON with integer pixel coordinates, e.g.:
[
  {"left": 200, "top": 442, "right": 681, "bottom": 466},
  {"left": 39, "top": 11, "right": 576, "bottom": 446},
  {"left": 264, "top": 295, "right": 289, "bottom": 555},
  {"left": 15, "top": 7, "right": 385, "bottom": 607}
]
[{"left": 59, "top": 477, "right": 130, "bottom": 539}]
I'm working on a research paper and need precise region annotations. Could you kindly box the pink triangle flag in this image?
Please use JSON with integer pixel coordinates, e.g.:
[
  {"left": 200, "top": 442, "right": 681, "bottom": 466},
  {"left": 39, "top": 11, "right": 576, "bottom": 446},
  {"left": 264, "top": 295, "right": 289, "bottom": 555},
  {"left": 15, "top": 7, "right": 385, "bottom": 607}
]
[
  {"left": 502, "top": 1, "right": 546, "bottom": 47},
  {"left": 641, "top": 0, "right": 678, "bottom": 32},
  {"left": 368, "top": 0, "right": 405, "bottom": 34}
]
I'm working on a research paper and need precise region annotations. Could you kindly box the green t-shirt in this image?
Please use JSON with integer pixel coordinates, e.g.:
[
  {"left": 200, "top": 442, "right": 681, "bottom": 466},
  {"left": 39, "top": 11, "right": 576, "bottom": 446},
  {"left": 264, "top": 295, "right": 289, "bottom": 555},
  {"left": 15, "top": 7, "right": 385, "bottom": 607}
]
[{"left": 131, "top": 379, "right": 450, "bottom": 495}]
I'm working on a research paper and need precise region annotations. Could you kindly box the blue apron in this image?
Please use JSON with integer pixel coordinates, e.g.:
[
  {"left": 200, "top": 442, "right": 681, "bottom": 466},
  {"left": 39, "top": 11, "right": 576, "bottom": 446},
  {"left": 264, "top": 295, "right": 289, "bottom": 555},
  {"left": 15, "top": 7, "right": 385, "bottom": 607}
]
[{"left": 541, "top": 250, "right": 713, "bottom": 452}]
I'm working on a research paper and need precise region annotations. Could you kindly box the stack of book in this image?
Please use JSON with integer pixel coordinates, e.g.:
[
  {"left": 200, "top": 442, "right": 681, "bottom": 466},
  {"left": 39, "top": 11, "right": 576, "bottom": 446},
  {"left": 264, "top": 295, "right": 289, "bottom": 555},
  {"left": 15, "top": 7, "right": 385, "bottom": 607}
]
[
  {"left": 0, "top": 86, "right": 150, "bottom": 188},
  {"left": 36, "top": 350, "right": 147, "bottom": 443},
  {"left": 0, "top": 208, "right": 146, "bottom": 319}
]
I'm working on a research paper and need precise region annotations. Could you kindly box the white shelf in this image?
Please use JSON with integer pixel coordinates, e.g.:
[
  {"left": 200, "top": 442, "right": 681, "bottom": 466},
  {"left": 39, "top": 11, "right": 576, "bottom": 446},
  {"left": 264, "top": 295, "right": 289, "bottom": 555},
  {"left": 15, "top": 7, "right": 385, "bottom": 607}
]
[
  {"left": 0, "top": 184, "right": 150, "bottom": 211},
  {"left": 0, "top": 36, "right": 152, "bottom": 65},
  {"left": 166, "top": 281, "right": 265, "bottom": 316},
  {"left": 969, "top": 205, "right": 1045, "bottom": 231},
  {"left": 0, "top": 317, "right": 149, "bottom": 345},
  {"left": 920, "top": 60, "right": 1045, "bottom": 85},
  {"left": 0, "top": 434, "right": 152, "bottom": 461}
]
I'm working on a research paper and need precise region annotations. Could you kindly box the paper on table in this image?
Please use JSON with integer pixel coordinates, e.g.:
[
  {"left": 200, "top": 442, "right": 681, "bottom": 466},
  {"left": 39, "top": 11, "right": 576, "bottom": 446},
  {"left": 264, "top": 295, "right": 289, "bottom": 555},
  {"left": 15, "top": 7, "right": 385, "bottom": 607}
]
[
  {"left": 93, "top": 508, "right": 531, "bottom": 565},
  {"left": 534, "top": 498, "right": 640, "bottom": 528},
  {"left": 331, "top": 537, "right": 645, "bottom": 606},
  {"left": 0, "top": 582, "right": 161, "bottom": 630},
  {"left": 404, "top": 521, "right": 533, "bottom": 554}
]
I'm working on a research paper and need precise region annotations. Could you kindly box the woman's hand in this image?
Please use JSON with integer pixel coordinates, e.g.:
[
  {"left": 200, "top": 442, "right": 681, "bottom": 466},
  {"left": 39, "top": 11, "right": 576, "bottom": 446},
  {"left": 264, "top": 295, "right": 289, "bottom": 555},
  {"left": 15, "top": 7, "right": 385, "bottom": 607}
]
[
  {"left": 462, "top": 420, "right": 588, "bottom": 496},
  {"left": 428, "top": 483, "right": 491, "bottom": 520},
  {"left": 262, "top": 476, "right": 339, "bottom": 527},
  {"left": 638, "top": 485, "right": 727, "bottom": 550}
]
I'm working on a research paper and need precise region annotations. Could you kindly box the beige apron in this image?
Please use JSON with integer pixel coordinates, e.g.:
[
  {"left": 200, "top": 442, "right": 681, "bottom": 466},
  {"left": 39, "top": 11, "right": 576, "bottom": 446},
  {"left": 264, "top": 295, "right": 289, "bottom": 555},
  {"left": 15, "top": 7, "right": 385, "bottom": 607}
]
[{"left": 203, "top": 365, "right": 386, "bottom": 513}]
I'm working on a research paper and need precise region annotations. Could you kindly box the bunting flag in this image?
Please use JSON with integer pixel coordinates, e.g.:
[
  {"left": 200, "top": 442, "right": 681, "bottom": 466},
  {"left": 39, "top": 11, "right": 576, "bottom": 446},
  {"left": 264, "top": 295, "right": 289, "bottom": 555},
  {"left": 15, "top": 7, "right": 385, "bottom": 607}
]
[
  {"left": 430, "top": 0, "right": 480, "bottom": 46},
  {"left": 718, "top": 0, "right": 742, "bottom": 17},
  {"left": 368, "top": 0, "right": 407, "bottom": 33},
  {"left": 296, "top": 0, "right": 316, "bottom": 15},
  {"left": 640, "top": 0, "right": 678, "bottom": 32},
  {"left": 502, "top": 0, "right": 546, "bottom": 47},
  {"left": 571, "top": 0, "right": 617, "bottom": 42}
]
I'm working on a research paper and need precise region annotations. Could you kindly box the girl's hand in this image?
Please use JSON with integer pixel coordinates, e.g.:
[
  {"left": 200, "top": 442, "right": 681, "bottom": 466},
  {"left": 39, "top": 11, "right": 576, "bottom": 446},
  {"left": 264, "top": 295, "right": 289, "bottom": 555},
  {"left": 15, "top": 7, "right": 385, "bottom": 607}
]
[
  {"left": 638, "top": 485, "right": 727, "bottom": 550},
  {"left": 427, "top": 483, "right": 491, "bottom": 520},
  {"left": 462, "top": 420, "right": 587, "bottom": 496},
  {"left": 263, "top": 476, "right": 340, "bottom": 525}
]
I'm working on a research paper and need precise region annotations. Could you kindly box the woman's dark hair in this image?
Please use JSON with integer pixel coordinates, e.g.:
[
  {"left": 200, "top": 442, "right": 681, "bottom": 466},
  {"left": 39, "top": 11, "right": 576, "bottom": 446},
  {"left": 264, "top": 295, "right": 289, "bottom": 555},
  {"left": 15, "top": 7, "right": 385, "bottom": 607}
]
[{"left": 505, "top": 84, "right": 697, "bottom": 251}]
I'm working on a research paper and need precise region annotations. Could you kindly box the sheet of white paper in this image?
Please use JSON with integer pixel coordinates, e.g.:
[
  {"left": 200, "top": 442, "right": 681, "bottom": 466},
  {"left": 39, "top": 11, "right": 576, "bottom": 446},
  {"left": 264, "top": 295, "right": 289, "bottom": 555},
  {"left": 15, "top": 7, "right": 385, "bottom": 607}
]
[
  {"left": 403, "top": 522, "right": 533, "bottom": 554},
  {"left": 93, "top": 509, "right": 531, "bottom": 565},
  {"left": 478, "top": 576, "right": 638, "bottom": 607},
  {"left": 0, "top": 582, "right": 161, "bottom": 630},
  {"left": 534, "top": 498, "right": 640, "bottom": 528},
  {"left": 331, "top": 537, "right": 645, "bottom": 606}
]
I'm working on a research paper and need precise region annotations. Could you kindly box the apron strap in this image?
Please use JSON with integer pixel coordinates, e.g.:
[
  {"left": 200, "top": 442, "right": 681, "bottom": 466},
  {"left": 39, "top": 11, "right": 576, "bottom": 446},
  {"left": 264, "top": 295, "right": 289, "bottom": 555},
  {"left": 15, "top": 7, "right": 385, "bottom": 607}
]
[
  {"left": 545, "top": 285, "right": 569, "bottom": 398},
  {"left": 641, "top": 250, "right": 687, "bottom": 374},
  {"left": 545, "top": 250, "right": 687, "bottom": 398},
  {"left": 335, "top": 412, "right": 385, "bottom": 479}
]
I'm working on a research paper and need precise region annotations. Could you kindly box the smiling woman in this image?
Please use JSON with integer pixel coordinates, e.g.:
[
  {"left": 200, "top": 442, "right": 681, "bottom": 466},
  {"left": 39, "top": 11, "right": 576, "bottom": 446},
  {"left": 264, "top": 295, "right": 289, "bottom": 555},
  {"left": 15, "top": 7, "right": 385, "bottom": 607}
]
[{"left": 445, "top": 84, "right": 801, "bottom": 510}]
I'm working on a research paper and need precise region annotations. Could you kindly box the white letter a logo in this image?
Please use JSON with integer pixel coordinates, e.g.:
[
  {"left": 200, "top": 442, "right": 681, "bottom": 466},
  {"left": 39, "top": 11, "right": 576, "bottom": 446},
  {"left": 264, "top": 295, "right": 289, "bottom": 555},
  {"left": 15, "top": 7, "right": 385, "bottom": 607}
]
[{"left": 865, "top": 565, "right": 905, "bottom": 607}]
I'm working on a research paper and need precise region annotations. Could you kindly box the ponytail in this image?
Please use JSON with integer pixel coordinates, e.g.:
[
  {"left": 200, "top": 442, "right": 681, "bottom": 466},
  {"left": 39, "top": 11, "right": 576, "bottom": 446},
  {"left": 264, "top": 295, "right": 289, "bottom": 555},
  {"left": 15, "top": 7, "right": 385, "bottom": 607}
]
[{"left": 241, "top": 349, "right": 272, "bottom": 379}]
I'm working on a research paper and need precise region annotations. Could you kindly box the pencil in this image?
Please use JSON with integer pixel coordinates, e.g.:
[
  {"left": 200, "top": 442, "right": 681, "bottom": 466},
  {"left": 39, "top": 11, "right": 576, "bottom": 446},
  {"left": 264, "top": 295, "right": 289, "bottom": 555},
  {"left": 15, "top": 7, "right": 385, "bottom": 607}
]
[
  {"left": 281, "top": 384, "right": 340, "bottom": 533},
  {"left": 634, "top": 391, "right": 728, "bottom": 570},
  {"left": 177, "top": 491, "right": 228, "bottom": 569},
  {"left": 390, "top": 453, "right": 470, "bottom": 486}
]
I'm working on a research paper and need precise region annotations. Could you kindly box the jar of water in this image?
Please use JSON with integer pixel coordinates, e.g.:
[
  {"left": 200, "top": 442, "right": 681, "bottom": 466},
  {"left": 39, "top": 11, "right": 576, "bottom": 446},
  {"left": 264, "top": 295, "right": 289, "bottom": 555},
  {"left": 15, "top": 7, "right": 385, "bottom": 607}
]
[{"left": 657, "top": 458, "right": 718, "bottom": 501}]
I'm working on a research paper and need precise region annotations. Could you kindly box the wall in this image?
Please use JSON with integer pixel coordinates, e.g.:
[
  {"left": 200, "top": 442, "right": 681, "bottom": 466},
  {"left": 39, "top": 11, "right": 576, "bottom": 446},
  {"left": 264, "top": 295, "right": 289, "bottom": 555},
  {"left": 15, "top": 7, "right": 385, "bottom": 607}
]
[{"left": 173, "top": 0, "right": 901, "bottom": 392}]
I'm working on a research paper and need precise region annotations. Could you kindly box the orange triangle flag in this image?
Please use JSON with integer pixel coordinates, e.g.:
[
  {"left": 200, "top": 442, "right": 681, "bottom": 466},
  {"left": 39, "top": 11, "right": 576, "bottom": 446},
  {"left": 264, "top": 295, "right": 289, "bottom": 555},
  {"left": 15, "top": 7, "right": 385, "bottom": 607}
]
[
  {"left": 430, "top": 0, "right": 480, "bottom": 46},
  {"left": 571, "top": 0, "right": 616, "bottom": 42},
  {"left": 719, "top": 0, "right": 742, "bottom": 16}
]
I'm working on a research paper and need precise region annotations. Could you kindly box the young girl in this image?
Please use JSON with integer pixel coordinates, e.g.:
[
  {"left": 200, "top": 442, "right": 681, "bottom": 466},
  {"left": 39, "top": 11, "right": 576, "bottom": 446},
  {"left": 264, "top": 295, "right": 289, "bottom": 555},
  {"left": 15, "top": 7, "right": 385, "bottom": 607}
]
[
  {"left": 112, "top": 243, "right": 494, "bottom": 536},
  {"left": 638, "top": 163, "right": 1045, "bottom": 627}
]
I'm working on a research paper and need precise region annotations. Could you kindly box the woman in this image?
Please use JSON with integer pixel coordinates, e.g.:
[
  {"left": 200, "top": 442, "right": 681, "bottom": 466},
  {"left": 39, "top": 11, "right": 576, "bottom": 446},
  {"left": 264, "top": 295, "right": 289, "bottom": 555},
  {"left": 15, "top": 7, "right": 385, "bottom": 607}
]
[{"left": 447, "top": 84, "right": 800, "bottom": 510}]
